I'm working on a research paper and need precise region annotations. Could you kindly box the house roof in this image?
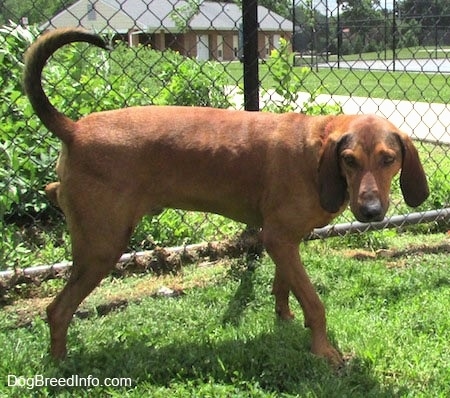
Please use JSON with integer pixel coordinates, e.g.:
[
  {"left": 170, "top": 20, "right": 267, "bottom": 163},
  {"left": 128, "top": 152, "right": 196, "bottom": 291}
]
[{"left": 45, "top": 0, "right": 292, "bottom": 33}]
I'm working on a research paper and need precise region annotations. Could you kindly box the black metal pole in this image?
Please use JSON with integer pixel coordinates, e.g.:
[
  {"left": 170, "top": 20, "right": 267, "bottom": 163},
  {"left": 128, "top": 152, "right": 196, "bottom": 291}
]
[
  {"left": 384, "top": 0, "right": 387, "bottom": 61},
  {"left": 337, "top": 0, "right": 341, "bottom": 69},
  {"left": 242, "top": 0, "right": 259, "bottom": 111},
  {"left": 434, "top": 0, "right": 439, "bottom": 57},
  {"left": 292, "top": 0, "right": 296, "bottom": 56},
  {"left": 392, "top": 0, "right": 397, "bottom": 72},
  {"left": 325, "top": 0, "right": 329, "bottom": 62}
]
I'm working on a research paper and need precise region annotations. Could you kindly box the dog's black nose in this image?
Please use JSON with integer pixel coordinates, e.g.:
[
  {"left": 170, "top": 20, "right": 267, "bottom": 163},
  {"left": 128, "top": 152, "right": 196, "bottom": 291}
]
[{"left": 359, "top": 199, "right": 383, "bottom": 222}]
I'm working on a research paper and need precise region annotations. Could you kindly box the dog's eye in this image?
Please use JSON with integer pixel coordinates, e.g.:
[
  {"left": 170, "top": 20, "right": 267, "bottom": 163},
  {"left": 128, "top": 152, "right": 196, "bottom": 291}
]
[
  {"left": 382, "top": 155, "right": 395, "bottom": 166},
  {"left": 342, "top": 154, "right": 357, "bottom": 168}
]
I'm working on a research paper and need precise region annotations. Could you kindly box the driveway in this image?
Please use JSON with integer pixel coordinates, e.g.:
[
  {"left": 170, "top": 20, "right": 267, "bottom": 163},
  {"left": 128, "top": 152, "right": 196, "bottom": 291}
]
[
  {"left": 229, "top": 88, "right": 450, "bottom": 144},
  {"left": 311, "top": 93, "right": 450, "bottom": 144}
]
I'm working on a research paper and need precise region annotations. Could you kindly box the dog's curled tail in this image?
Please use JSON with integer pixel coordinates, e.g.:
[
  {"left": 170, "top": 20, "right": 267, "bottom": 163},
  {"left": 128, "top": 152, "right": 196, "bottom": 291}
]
[{"left": 23, "top": 28, "right": 110, "bottom": 144}]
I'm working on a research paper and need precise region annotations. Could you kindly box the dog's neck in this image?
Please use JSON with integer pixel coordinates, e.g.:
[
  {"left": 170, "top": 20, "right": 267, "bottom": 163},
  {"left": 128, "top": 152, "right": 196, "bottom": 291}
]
[{"left": 320, "top": 117, "right": 337, "bottom": 144}]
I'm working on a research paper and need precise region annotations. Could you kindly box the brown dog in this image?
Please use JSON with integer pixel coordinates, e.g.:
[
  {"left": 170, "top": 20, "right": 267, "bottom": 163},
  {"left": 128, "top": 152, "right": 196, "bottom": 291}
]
[{"left": 23, "top": 28, "right": 429, "bottom": 366}]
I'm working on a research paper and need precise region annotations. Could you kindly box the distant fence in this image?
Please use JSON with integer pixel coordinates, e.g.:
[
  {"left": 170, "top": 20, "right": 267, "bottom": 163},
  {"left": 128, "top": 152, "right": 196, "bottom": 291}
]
[{"left": 0, "top": 0, "right": 449, "bottom": 271}]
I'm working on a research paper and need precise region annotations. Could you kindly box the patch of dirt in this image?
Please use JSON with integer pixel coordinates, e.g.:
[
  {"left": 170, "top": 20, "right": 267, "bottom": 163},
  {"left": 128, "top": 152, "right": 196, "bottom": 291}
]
[
  {"left": 1, "top": 266, "right": 216, "bottom": 329},
  {"left": 3, "top": 232, "right": 448, "bottom": 328},
  {"left": 1, "top": 227, "right": 262, "bottom": 298},
  {"left": 342, "top": 240, "right": 450, "bottom": 263}
]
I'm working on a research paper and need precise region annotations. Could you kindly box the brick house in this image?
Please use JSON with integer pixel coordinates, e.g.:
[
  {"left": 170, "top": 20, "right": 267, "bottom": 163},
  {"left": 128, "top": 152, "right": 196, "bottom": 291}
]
[{"left": 44, "top": 0, "right": 292, "bottom": 61}]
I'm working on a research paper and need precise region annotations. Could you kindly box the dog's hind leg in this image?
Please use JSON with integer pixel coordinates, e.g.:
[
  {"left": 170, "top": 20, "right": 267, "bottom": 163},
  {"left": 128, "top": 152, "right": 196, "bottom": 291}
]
[
  {"left": 46, "top": 203, "right": 137, "bottom": 359},
  {"left": 272, "top": 265, "right": 294, "bottom": 320}
]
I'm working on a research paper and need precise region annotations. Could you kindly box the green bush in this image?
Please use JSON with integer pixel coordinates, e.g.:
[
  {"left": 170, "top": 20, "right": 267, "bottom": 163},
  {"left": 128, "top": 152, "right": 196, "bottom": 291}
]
[
  {"left": 0, "top": 23, "right": 53, "bottom": 220},
  {"left": 0, "top": 24, "right": 232, "bottom": 222},
  {"left": 153, "top": 53, "right": 234, "bottom": 108},
  {"left": 0, "top": 24, "right": 234, "bottom": 269},
  {"left": 263, "top": 37, "right": 342, "bottom": 115}
]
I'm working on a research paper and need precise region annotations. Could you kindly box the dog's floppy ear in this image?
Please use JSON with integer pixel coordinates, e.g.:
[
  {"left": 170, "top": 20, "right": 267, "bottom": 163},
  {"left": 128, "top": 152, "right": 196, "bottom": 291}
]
[
  {"left": 394, "top": 132, "right": 429, "bottom": 207},
  {"left": 318, "top": 135, "right": 348, "bottom": 213}
]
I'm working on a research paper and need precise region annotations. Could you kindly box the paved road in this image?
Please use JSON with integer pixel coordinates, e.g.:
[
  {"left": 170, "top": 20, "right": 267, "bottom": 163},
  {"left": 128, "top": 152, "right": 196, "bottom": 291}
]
[{"left": 230, "top": 88, "right": 450, "bottom": 144}]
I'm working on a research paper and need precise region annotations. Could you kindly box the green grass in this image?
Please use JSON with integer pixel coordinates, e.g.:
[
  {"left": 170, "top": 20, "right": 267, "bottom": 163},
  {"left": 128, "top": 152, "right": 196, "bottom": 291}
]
[
  {"left": 1, "top": 231, "right": 449, "bottom": 396},
  {"left": 221, "top": 59, "right": 450, "bottom": 104},
  {"left": 302, "top": 68, "right": 450, "bottom": 104}
]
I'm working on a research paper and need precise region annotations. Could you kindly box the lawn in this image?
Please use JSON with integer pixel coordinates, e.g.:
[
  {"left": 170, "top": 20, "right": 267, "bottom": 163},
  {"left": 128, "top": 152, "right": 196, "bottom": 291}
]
[
  {"left": 221, "top": 59, "right": 450, "bottom": 104},
  {"left": 1, "top": 231, "right": 449, "bottom": 396}
]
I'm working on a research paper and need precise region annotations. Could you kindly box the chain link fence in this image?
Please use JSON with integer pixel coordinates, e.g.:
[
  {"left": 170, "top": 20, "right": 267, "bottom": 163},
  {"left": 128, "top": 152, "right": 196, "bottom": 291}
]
[{"left": 0, "top": 0, "right": 449, "bottom": 272}]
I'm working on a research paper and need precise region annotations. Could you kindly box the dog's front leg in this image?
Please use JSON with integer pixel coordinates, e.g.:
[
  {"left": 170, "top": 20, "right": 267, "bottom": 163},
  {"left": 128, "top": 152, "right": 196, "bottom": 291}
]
[{"left": 262, "top": 228, "right": 343, "bottom": 367}]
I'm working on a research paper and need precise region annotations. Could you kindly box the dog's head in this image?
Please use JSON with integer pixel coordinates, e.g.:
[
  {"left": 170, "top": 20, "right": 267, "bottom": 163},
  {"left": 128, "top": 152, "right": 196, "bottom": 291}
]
[{"left": 318, "top": 115, "right": 429, "bottom": 223}]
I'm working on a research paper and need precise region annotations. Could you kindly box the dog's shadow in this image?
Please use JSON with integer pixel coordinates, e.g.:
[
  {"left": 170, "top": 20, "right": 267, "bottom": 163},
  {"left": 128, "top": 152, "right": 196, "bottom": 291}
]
[
  {"left": 221, "top": 256, "right": 258, "bottom": 326},
  {"left": 53, "top": 320, "right": 405, "bottom": 397}
]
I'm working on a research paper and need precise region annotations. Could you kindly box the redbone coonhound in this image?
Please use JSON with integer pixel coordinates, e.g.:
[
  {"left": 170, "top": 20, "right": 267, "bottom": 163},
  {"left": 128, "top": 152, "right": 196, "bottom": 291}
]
[{"left": 23, "top": 28, "right": 429, "bottom": 367}]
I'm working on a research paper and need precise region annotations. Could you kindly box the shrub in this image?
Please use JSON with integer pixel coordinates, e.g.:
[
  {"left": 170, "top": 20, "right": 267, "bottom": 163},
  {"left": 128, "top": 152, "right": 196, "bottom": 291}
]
[
  {"left": 0, "top": 22, "right": 52, "bottom": 221},
  {"left": 153, "top": 52, "right": 233, "bottom": 108},
  {"left": 0, "top": 24, "right": 236, "bottom": 268},
  {"left": 263, "top": 37, "right": 342, "bottom": 115},
  {"left": 0, "top": 24, "right": 232, "bottom": 223}
]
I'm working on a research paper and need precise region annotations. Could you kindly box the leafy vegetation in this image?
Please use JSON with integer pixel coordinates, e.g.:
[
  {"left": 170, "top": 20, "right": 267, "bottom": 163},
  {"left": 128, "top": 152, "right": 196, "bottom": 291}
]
[
  {"left": 0, "top": 0, "right": 74, "bottom": 25},
  {"left": 0, "top": 23, "right": 46, "bottom": 220},
  {"left": 0, "top": 23, "right": 233, "bottom": 264},
  {"left": 262, "top": 37, "right": 341, "bottom": 115}
]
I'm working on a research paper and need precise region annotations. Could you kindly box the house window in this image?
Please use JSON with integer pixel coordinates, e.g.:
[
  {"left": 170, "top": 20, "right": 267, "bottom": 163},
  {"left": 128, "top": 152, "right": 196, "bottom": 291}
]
[
  {"left": 265, "top": 36, "right": 270, "bottom": 57},
  {"left": 87, "top": 2, "right": 96, "bottom": 21},
  {"left": 233, "top": 34, "right": 239, "bottom": 58},
  {"left": 217, "top": 35, "right": 223, "bottom": 61},
  {"left": 273, "top": 34, "right": 281, "bottom": 49}
]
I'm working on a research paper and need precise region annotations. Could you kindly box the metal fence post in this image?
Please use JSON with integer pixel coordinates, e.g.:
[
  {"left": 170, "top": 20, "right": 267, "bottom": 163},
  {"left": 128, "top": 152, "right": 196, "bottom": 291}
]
[{"left": 242, "top": 0, "right": 259, "bottom": 111}]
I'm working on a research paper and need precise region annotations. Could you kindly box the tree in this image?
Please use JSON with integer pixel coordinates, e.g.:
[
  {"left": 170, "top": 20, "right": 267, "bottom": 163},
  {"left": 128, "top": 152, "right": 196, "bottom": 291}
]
[
  {"left": 0, "top": 0, "right": 75, "bottom": 25},
  {"left": 340, "top": 0, "right": 381, "bottom": 20},
  {"left": 339, "top": 0, "right": 384, "bottom": 53},
  {"left": 399, "top": 0, "right": 450, "bottom": 26},
  {"left": 292, "top": 1, "right": 328, "bottom": 53},
  {"left": 399, "top": 0, "right": 450, "bottom": 45},
  {"left": 230, "top": 0, "right": 292, "bottom": 19},
  {"left": 257, "top": 0, "right": 291, "bottom": 19},
  {"left": 339, "top": 0, "right": 383, "bottom": 27}
]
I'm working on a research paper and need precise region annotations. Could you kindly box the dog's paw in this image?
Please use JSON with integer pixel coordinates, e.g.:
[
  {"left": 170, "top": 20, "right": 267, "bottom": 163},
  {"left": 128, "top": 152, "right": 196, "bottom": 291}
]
[
  {"left": 312, "top": 342, "right": 345, "bottom": 369},
  {"left": 275, "top": 306, "right": 295, "bottom": 321}
]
